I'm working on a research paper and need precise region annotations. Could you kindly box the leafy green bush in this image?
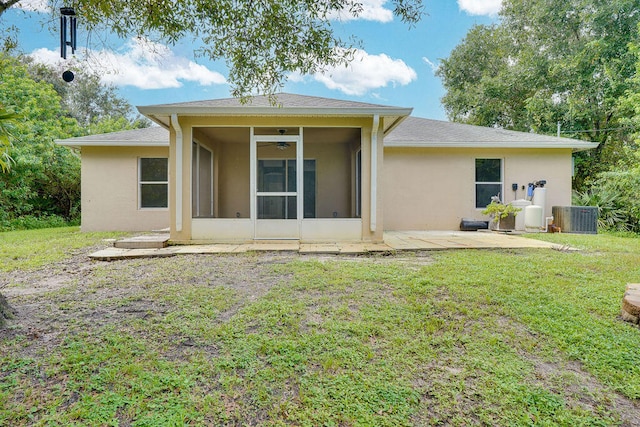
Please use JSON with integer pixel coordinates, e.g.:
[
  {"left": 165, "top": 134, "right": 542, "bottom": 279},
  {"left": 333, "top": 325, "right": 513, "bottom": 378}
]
[
  {"left": 573, "top": 156, "right": 640, "bottom": 232},
  {"left": 572, "top": 187, "right": 630, "bottom": 231},
  {"left": 0, "top": 52, "right": 147, "bottom": 229},
  {"left": 0, "top": 214, "right": 73, "bottom": 232}
]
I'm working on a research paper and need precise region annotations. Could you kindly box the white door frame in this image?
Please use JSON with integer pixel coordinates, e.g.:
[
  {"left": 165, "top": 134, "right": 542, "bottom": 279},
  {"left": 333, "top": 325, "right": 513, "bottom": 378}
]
[{"left": 250, "top": 128, "right": 303, "bottom": 239}]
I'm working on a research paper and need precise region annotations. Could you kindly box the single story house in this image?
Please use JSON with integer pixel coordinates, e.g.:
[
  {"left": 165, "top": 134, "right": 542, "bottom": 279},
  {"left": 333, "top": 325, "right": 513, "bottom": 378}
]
[{"left": 57, "top": 93, "right": 597, "bottom": 243}]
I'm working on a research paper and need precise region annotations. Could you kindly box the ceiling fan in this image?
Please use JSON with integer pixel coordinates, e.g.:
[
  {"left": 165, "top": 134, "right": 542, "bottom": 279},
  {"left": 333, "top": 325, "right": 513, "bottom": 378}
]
[{"left": 258, "top": 129, "right": 290, "bottom": 150}]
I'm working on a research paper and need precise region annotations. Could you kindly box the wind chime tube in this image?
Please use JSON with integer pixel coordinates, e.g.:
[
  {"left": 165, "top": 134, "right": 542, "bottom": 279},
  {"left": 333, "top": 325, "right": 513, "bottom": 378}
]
[
  {"left": 60, "top": 7, "right": 77, "bottom": 59},
  {"left": 60, "top": 15, "right": 67, "bottom": 59},
  {"left": 70, "top": 16, "right": 77, "bottom": 54}
]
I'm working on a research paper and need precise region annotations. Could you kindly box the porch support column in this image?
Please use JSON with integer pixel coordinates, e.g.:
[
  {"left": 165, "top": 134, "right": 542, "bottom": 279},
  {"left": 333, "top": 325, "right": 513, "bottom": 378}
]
[
  {"left": 249, "top": 127, "right": 256, "bottom": 225},
  {"left": 370, "top": 114, "right": 379, "bottom": 232},
  {"left": 297, "top": 127, "right": 304, "bottom": 231},
  {"left": 171, "top": 114, "right": 183, "bottom": 232}
]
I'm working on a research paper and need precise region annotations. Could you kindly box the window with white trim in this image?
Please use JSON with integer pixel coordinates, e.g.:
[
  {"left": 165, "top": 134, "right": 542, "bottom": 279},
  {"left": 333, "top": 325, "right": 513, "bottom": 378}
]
[
  {"left": 475, "top": 158, "right": 502, "bottom": 208},
  {"left": 139, "top": 158, "right": 168, "bottom": 209}
]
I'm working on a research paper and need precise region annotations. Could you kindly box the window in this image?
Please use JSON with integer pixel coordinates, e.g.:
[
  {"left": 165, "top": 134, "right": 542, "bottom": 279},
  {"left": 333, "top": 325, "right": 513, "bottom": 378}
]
[
  {"left": 475, "top": 158, "right": 502, "bottom": 208},
  {"left": 139, "top": 158, "right": 168, "bottom": 208}
]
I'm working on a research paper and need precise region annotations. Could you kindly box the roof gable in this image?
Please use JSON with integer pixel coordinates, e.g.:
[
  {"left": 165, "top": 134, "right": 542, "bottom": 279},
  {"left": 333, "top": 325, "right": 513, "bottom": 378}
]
[
  {"left": 138, "top": 93, "right": 412, "bottom": 134},
  {"left": 144, "top": 93, "right": 399, "bottom": 110}
]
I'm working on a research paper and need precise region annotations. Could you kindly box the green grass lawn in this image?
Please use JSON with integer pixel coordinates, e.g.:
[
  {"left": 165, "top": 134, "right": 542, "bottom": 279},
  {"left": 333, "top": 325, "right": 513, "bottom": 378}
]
[
  {"left": 0, "top": 226, "right": 128, "bottom": 272},
  {"left": 1, "top": 228, "right": 639, "bottom": 425}
]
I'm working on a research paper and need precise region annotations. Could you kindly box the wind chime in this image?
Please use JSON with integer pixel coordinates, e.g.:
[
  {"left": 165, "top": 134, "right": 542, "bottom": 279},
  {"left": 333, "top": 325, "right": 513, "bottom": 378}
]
[{"left": 59, "top": 7, "right": 77, "bottom": 82}]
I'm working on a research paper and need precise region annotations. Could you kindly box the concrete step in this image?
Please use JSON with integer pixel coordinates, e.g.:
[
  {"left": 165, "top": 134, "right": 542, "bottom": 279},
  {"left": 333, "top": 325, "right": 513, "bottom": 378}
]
[{"left": 114, "top": 234, "right": 170, "bottom": 249}]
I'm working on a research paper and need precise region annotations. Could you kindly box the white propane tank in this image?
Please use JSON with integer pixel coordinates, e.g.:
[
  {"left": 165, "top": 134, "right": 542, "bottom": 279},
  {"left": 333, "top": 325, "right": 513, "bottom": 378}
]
[
  {"left": 511, "top": 199, "right": 532, "bottom": 231},
  {"left": 532, "top": 187, "right": 547, "bottom": 226},
  {"left": 525, "top": 205, "right": 543, "bottom": 232}
]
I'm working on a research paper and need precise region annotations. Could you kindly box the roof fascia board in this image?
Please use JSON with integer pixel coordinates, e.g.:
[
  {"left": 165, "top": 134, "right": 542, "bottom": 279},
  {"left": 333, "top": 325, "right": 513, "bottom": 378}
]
[
  {"left": 56, "top": 140, "right": 169, "bottom": 147},
  {"left": 384, "top": 141, "right": 599, "bottom": 151}
]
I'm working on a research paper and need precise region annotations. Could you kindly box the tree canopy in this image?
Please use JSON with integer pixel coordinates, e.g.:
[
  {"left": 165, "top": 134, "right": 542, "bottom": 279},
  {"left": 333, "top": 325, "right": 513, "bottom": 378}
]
[
  {"left": 0, "top": 105, "right": 18, "bottom": 172},
  {"left": 0, "top": 52, "right": 147, "bottom": 229},
  {"left": 1, "top": 0, "right": 424, "bottom": 99},
  {"left": 437, "top": 0, "right": 640, "bottom": 188}
]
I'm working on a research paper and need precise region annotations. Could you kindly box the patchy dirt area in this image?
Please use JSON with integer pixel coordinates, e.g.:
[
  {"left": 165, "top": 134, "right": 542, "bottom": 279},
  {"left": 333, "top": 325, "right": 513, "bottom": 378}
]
[
  {"left": 0, "top": 248, "right": 434, "bottom": 355},
  {"left": 2, "top": 247, "right": 640, "bottom": 425}
]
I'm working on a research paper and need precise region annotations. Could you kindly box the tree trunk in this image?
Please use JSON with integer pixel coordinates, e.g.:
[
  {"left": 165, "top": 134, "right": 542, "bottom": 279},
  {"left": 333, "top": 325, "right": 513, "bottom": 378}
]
[{"left": 0, "top": 292, "right": 14, "bottom": 327}]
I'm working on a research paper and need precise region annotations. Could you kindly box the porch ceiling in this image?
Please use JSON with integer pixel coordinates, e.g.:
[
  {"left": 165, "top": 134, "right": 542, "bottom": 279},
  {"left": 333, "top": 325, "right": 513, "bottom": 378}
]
[{"left": 194, "top": 126, "right": 362, "bottom": 145}]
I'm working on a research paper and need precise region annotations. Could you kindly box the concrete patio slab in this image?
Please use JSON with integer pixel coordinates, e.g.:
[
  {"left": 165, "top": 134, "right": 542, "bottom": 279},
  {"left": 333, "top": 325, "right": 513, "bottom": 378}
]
[
  {"left": 246, "top": 241, "right": 300, "bottom": 252},
  {"left": 299, "top": 244, "right": 341, "bottom": 254},
  {"left": 90, "top": 247, "right": 176, "bottom": 261},
  {"left": 362, "top": 243, "right": 395, "bottom": 252},
  {"left": 89, "top": 230, "right": 562, "bottom": 261},
  {"left": 384, "top": 230, "right": 558, "bottom": 250},
  {"left": 172, "top": 244, "right": 242, "bottom": 254}
]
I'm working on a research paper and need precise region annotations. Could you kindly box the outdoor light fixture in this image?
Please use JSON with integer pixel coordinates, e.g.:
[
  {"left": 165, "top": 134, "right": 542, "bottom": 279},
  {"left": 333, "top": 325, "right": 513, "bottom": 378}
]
[{"left": 276, "top": 129, "right": 290, "bottom": 150}]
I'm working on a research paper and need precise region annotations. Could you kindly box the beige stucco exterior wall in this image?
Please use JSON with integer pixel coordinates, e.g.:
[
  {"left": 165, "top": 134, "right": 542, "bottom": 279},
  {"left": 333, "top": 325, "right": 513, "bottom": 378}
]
[
  {"left": 80, "top": 146, "right": 170, "bottom": 232},
  {"left": 383, "top": 147, "right": 573, "bottom": 230},
  {"left": 302, "top": 141, "right": 354, "bottom": 218},
  {"left": 217, "top": 140, "right": 251, "bottom": 218}
]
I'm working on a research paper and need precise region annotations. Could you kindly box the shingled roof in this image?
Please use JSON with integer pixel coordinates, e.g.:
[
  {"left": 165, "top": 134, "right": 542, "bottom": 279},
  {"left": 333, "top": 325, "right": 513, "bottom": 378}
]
[
  {"left": 57, "top": 94, "right": 598, "bottom": 151},
  {"left": 57, "top": 126, "right": 169, "bottom": 147},
  {"left": 138, "top": 93, "right": 412, "bottom": 134},
  {"left": 143, "top": 93, "right": 400, "bottom": 110},
  {"left": 385, "top": 116, "right": 598, "bottom": 151}
]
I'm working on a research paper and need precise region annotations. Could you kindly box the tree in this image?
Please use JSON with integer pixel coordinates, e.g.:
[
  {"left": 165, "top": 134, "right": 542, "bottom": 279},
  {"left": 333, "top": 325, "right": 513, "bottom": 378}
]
[
  {"left": 437, "top": 0, "right": 640, "bottom": 189},
  {"left": 0, "top": 290, "right": 13, "bottom": 328},
  {"left": 0, "top": 105, "right": 18, "bottom": 172},
  {"left": 0, "top": 0, "right": 20, "bottom": 15},
  {"left": 437, "top": 24, "right": 534, "bottom": 131},
  {"left": 0, "top": 52, "right": 146, "bottom": 227},
  {"left": 24, "top": 59, "right": 150, "bottom": 131},
  {"left": 0, "top": 98, "right": 17, "bottom": 329},
  {"left": 1, "top": 0, "right": 424, "bottom": 99},
  {"left": 0, "top": 53, "right": 83, "bottom": 224}
]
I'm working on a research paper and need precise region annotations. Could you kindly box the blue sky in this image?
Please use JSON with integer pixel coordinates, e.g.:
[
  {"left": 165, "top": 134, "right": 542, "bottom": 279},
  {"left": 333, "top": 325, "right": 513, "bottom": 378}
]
[{"left": 2, "top": 0, "right": 499, "bottom": 120}]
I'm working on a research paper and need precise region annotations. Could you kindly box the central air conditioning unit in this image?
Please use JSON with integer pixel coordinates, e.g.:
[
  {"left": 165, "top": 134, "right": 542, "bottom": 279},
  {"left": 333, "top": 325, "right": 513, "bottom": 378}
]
[{"left": 552, "top": 206, "right": 598, "bottom": 234}]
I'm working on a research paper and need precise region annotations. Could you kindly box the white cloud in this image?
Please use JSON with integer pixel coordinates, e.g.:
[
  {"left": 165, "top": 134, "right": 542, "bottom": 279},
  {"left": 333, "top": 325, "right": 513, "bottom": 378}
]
[
  {"left": 313, "top": 49, "right": 416, "bottom": 96},
  {"left": 330, "top": 0, "right": 393, "bottom": 23},
  {"left": 12, "top": 0, "right": 50, "bottom": 12},
  {"left": 422, "top": 57, "right": 439, "bottom": 73},
  {"left": 458, "top": 0, "right": 502, "bottom": 16},
  {"left": 29, "top": 38, "right": 226, "bottom": 89}
]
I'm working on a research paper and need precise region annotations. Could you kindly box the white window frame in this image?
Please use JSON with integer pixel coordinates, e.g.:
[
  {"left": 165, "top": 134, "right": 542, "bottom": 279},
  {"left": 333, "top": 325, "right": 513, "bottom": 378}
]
[
  {"left": 475, "top": 158, "right": 503, "bottom": 209},
  {"left": 138, "top": 157, "right": 169, "bottom": 210}
]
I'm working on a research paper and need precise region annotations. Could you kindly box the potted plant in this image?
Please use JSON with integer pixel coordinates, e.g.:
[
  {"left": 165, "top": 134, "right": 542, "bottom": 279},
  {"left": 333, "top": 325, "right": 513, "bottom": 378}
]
[{"left": 482, "top": 201, "right": 521, "bottom": 231}]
